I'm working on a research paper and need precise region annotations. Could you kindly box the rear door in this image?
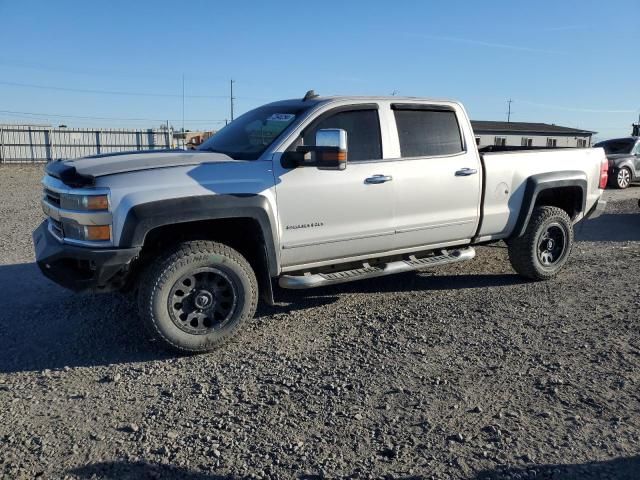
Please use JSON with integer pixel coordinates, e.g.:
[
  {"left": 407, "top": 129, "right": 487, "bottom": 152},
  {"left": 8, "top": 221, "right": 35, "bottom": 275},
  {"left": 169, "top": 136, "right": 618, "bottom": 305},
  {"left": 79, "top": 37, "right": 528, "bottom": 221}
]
[{"left": 389, "top": 104, "right": 482, "bottom": 250}]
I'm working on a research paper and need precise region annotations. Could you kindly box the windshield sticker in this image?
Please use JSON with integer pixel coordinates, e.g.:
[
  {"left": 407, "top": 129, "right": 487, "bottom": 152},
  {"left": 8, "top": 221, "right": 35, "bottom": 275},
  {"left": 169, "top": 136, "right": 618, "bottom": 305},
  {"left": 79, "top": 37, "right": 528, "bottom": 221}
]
[{"left": 267, "top": 113, "right": 295, "bottom": 122}]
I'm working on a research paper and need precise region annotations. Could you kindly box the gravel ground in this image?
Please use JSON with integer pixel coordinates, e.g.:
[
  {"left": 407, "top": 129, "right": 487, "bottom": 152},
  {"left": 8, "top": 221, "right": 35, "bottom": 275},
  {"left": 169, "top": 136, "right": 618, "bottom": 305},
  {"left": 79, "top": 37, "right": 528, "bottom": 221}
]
[{"left": 1, "top": 165, "right": 639, "bottom": 480}]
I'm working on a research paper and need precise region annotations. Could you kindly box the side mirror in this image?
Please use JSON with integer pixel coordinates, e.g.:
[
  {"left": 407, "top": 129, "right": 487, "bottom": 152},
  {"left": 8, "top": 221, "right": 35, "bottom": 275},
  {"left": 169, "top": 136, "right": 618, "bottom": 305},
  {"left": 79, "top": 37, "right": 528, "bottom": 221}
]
[{"left": 295, "top": 128, "right": 348, "bottom": 170}]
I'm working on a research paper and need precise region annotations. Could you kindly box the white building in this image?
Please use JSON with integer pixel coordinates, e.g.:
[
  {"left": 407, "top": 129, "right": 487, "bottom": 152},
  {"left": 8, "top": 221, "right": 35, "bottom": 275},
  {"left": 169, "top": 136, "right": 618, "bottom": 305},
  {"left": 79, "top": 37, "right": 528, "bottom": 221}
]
[{"left": 471, "top": 121, "right": 595, "bottom": 150}]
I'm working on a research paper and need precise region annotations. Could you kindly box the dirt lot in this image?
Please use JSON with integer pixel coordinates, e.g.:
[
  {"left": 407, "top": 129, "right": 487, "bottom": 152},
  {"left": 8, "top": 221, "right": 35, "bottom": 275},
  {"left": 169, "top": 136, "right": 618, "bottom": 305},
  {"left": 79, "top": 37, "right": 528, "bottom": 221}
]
[{"left": 1, "top": 165, "right": 639, "bottom": 480}]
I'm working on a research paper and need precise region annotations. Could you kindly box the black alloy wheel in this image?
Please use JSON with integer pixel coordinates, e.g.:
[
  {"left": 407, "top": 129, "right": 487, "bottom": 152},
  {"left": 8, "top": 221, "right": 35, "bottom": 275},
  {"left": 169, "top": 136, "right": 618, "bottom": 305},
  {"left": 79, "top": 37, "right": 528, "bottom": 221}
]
[
  {"left": 168, "top": 267, "right": 238, "bottom": 335},
  {"left": 537, "top": 223, "right": 567, "bottom": 267}
]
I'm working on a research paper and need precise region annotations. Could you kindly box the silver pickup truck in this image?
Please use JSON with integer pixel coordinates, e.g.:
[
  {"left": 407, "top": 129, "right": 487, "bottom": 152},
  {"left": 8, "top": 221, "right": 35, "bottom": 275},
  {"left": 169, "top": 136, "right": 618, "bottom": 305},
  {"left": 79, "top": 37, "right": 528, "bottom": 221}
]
[{"left": 33, "top": 91, "right": 608, "bottom": 353}]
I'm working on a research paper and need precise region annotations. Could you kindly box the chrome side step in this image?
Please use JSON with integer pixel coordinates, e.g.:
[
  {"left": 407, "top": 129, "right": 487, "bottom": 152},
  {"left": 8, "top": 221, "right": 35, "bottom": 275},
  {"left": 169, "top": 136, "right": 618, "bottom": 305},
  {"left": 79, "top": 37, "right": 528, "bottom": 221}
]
[{"left": 279, "top": 247, "right": 475, "bottom": 289}]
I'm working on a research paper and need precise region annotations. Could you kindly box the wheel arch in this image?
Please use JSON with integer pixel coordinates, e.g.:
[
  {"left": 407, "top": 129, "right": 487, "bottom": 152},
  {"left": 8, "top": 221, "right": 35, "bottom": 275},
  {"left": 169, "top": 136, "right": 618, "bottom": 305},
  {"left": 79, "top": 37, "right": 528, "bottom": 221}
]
[
  {"left": 512, "top": 171, "right": 587, "bottom": 238},
  {"left": 118, "top": 195, "right": 279, "bottom": 305},
  {"left": 614, "top": 164, "right": 634, "bottom": 186}
]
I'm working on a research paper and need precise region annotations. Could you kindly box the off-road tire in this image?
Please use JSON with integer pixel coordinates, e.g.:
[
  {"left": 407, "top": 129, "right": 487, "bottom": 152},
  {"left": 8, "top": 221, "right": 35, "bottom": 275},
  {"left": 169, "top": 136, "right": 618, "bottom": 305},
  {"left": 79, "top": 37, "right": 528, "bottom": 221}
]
[
  {"left": 137, "top": 241, "right": 258, "bottom": 353},
  {"left": 507, "top": 206, "right": 573, "bottom": 281}
]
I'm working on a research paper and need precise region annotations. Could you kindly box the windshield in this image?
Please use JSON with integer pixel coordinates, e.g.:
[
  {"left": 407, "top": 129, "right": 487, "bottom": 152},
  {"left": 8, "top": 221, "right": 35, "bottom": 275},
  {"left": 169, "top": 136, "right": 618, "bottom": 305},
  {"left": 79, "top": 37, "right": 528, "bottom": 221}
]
[
  {"left": 594, "top": 138, "right": 635, "bottom": 155},
  {"left": 198, "top": 105, "right": 308, "bottom": 160}
]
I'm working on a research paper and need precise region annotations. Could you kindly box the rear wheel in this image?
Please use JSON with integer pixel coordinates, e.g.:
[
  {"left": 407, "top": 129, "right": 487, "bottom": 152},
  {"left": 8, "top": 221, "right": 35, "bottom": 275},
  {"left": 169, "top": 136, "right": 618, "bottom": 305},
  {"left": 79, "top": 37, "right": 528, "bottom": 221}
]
[
  {"left": 507, "top": 206, "right": 573, "bottom": 281},
  {"left": 614, "top": 167, "right": 632, "bottom": 189},
  {"left": 138, "top": 241, "right": 258, "bottom": 353}
]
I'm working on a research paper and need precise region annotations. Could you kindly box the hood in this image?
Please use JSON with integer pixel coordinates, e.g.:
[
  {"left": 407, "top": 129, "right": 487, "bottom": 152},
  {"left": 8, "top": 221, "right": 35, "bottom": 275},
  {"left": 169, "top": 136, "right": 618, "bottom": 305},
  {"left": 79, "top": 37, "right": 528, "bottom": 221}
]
[
  {"left": 68, "top": 149, "right": 235, "bottom": 177},
  {"left": 46, "top": 149, "right": 236, "bottom": 187}
]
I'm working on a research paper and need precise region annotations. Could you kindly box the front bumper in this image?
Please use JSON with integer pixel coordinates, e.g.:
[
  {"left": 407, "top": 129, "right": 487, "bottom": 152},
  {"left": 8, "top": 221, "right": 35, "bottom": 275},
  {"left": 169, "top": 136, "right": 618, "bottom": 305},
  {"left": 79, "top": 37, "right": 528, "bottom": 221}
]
[
  {"left": 33, "top": 221, "right": 141, "bottom": 292},
  {"left": 585, "top": 198, "right": 607, "bottom": 220}
]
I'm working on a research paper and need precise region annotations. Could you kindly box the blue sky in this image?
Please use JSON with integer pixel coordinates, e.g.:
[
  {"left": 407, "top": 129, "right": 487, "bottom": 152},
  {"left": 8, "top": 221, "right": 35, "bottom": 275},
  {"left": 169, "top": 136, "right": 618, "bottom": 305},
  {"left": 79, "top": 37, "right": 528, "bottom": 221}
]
[{"left": 0, "top": 0, "right": 638, "bottom": 140}]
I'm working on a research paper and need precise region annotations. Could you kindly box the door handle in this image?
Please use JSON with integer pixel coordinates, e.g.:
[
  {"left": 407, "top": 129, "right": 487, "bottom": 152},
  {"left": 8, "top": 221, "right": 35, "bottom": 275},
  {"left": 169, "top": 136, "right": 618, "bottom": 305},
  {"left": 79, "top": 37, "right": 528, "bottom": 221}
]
[
  {"left": 455, "top": 168, "right": 478, "bottom": 176},
  {"left": 365, "top": 174, "right": 393, "bottom": 184}
]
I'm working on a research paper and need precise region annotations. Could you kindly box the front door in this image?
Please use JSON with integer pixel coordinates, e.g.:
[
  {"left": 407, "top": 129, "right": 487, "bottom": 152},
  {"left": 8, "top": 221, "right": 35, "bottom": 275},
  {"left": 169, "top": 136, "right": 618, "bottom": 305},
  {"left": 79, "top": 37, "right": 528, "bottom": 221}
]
[{"left": 273, "top": 107, "right": 394, "bottom": 270}]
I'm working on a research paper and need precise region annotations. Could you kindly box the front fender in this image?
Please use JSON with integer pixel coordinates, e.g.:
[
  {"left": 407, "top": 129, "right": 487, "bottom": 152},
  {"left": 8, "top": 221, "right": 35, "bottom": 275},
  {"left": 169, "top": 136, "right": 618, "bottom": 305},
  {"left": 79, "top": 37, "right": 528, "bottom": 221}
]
[{"left": 119, "top": 194, "right": 280, "bottom": 276}]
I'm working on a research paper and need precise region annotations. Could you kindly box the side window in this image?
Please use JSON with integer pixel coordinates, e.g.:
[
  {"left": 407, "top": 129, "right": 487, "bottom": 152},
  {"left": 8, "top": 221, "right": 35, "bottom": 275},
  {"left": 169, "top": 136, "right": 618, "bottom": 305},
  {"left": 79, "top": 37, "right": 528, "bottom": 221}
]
[
  {"left": 303, "top": 109, "right": 382, "bottom": 161},
  {"left": 633, "top": 142, "right": 640, "bottom": 155},
  {"left": 393, "top": 108, "right": 463, "bottom": 157}
]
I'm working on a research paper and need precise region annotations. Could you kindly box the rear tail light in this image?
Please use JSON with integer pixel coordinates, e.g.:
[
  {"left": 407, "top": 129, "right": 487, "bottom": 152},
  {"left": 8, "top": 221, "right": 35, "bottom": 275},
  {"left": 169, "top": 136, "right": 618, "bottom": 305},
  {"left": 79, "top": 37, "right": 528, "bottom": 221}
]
[{"left": 599, "top": 158, "right": 608, "bottom": 189}]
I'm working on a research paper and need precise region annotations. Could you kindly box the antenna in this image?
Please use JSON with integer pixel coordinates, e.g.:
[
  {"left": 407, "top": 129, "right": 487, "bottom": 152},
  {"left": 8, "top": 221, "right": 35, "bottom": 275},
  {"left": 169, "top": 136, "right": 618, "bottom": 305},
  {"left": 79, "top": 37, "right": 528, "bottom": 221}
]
[{"left": 507, "top": 99, "right": 513, "bottom": 123}]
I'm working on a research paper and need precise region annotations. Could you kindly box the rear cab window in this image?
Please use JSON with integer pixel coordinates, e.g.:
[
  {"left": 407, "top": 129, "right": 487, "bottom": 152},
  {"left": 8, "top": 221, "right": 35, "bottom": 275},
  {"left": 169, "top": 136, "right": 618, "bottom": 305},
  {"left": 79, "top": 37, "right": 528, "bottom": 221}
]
[{"left": 392, "top": 104, "right": 464, "bottom": 158}]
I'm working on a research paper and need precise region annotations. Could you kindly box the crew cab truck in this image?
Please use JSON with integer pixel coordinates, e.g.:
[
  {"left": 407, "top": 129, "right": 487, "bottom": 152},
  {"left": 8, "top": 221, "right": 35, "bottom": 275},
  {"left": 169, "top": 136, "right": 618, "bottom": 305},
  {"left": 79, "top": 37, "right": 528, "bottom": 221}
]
[{"left": 33, "top": 92, "right": 608, "bottom": 353}]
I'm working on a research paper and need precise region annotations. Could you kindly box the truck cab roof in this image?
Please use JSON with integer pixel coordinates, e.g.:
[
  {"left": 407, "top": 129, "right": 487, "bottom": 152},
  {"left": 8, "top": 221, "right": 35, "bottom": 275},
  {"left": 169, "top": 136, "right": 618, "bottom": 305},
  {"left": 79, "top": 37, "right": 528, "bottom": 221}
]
[{"left": 263, "top": 95, "right": 459, "bottom": 110}]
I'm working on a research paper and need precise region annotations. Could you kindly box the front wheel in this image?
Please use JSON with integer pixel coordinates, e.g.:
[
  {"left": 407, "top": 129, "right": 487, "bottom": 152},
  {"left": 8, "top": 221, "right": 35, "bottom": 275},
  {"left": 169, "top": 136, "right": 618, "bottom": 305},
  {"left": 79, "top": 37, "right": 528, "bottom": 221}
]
[
  {"left": 507, "top": 206, "right": 574, "bottom": 281},
  {"left": 138, "top": 241, "right": 258, "bottom": 353}
]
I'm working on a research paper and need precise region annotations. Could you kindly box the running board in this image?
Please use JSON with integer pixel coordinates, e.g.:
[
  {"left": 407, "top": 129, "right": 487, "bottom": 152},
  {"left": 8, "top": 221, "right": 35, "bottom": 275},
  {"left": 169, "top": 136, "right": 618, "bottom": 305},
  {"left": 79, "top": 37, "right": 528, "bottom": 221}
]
[{"left": 278, "top": 247, "right": 476, "bottom": 289}]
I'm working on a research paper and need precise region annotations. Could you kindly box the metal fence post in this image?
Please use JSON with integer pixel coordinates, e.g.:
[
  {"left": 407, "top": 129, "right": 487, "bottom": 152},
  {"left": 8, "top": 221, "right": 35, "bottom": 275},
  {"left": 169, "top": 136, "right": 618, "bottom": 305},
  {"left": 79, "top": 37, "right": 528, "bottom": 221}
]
[
  {"left": 49, "top": 128, "right": 55, "bottom": 162},
  {"left": 0, "top": 126, "right": 4, "bottom": 164}
]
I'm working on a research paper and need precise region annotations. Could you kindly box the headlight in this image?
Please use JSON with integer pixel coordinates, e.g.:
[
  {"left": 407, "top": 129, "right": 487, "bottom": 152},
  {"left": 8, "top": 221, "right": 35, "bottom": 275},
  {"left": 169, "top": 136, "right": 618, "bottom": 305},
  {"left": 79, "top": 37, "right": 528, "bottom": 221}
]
[
  {"left": 61, "top": 219, "right": 111, "bottom": 242},
  {"left": 59, "top": 194, "right": 109, "bottom": 211}
]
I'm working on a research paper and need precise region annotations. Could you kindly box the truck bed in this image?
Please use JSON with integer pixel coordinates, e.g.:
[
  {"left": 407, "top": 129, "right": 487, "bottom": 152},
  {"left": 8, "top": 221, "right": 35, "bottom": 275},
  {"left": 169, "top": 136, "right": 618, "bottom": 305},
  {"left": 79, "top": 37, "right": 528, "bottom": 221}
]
[{"left": 476, "top": 147, "right": 605, "bottom": 241}]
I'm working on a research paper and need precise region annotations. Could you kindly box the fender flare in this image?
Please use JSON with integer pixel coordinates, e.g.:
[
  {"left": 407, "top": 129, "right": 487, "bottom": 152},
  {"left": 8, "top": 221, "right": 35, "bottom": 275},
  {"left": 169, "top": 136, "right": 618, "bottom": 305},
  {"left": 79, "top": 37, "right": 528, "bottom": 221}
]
[
  {"left": 118, "top": 194, "right": 280, "bottom": 276},
  {"left": 513, "top": 171, "right": 587, "bottom": 238}
]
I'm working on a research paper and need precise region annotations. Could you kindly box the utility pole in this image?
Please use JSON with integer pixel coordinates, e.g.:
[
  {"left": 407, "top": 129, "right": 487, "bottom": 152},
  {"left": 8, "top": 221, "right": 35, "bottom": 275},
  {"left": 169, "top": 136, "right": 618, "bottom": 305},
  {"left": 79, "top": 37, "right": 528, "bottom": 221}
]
[
  {"left": 230, "top": 79, "right": 235, "bottom": 122},
  {"left": 507, "top": 99, "right": 513, "bottom": 123},
  {"left": 182, "top": 74, "right": 185, "bottom": 134}
]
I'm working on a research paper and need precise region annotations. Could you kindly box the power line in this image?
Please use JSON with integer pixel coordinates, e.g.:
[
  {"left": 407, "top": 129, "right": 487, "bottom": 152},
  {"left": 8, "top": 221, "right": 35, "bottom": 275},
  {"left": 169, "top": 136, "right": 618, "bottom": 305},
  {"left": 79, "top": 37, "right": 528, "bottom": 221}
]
[
  {"left": 0, "top": 109, "right": 226, "bottom": 123},
  {"left": 517, "top": 99, "right": 637, "bottom": 114},
  {"left": 0, "top": 57, "right": 270, "bottom": 87},
  {"left": 0, "top": 80, "right": 269, "bottom": 100}
]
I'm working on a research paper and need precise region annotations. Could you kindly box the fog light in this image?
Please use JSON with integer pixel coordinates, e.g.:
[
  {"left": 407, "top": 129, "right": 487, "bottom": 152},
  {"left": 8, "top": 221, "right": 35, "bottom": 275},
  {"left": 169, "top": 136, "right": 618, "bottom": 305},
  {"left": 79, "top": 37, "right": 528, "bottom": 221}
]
[{"left": 85, "top": 225, "right": 111, "bottom": 241}]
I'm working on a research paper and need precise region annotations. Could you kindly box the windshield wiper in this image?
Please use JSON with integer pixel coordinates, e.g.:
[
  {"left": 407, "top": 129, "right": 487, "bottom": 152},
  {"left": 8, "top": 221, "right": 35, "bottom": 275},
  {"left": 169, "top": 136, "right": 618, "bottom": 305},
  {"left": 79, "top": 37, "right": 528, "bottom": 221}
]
[{"left": 197, "top": 147, "right": 240, "bottom": 160}]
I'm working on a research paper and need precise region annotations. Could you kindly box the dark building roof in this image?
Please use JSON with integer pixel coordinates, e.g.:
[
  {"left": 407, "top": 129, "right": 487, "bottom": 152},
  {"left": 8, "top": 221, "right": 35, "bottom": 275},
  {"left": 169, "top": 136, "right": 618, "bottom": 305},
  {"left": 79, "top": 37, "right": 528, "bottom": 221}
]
[{"left": 471, "top": 120, "right": 595, "bottom": 136}]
